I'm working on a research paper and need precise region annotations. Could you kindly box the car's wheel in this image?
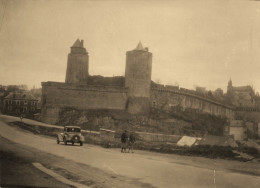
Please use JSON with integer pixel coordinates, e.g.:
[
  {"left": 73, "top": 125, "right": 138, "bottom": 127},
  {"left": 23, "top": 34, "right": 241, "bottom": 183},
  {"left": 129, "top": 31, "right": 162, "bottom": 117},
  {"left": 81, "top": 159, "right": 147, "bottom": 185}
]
[
  {"left": 56, "top": 137, "right": 60, "bottom": 144},
  {"left": 72, "top": 135, "right": 80, "bottom": 143},
  {"left": 80, "top": 142, "right": 83, "bottom": 146}
]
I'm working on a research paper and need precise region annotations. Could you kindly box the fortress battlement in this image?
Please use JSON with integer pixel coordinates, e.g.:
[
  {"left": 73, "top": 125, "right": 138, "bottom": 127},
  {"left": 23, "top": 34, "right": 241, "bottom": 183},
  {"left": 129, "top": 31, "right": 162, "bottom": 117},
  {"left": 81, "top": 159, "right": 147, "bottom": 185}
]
[
  {"left": 42, "top": 81, "right": 127, "bottom": 93},
  {"left": 151, "top": 87, "right": 234, "bottom": 110}
]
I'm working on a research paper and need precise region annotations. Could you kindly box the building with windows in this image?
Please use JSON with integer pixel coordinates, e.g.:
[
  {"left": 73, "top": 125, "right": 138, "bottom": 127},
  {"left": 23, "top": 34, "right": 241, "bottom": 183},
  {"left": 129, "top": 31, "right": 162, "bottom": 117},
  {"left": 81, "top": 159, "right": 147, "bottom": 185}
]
[
  {"left": 3, "top": 92, "right": 38, "bottom": 117},
  {"left": 227, "top": 79, "right": 255, "bottom": 108}
]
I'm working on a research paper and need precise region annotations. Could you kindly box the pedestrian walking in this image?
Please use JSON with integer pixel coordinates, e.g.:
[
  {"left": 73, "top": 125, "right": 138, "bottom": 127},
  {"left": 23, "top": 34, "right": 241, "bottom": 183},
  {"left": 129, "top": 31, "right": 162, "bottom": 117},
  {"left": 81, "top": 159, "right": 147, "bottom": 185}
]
[
  {"left": 128, "top": 132, "right": 136, "bottom": 153},
  {"left": 121, "top": 130, "right": 128, "bottom": 153}
]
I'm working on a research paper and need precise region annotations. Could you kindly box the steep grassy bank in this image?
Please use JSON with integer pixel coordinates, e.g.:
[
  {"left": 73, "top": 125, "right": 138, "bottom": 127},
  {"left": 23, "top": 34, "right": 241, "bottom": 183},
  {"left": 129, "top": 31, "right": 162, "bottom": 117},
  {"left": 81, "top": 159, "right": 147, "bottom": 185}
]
[{"left": 57, "top": 107, "right": 228, "bottom": 137}]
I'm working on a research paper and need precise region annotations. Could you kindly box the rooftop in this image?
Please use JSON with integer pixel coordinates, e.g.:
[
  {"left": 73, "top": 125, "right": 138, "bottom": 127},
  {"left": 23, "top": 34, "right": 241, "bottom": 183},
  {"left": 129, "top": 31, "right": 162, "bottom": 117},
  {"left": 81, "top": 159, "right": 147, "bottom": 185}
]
[
  {"left": 135, "top": 41, "right": 144, "bottom": 50},
  {"left": 5, "top": 92, "right": 37, "bottom": 100},
  {"left": 133, "top": 41, "right": 149, "bottom": 52},
  {"left": 71, "top": 39, "right": 84, "bottom": 48}
]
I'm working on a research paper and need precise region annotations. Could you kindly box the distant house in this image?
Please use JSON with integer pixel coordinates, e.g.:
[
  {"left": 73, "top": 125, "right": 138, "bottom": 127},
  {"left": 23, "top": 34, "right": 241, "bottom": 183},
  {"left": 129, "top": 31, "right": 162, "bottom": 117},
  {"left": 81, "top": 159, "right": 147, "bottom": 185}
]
[
  {"left": 0, "top": 91, "right": 5, "bottom": 113},
  {"left": 3, "top": 92, "right": 38, "bottom": 117},
  {"left": 227, "top": 79, "right": 255, "bottom": 108},
  {"left": 195, "top": 86, "right": 207, "bottom": 95},
  {"left": 0, "top": 87, "right": 8, "bottom": 114}
]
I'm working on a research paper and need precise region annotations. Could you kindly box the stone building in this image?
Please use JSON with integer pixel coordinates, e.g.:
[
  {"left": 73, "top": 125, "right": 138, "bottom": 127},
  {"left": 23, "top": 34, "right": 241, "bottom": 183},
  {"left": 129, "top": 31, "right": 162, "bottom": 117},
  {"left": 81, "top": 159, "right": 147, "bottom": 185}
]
[
  {"left": 227, "top": 79, "right": 255, "bottom": 108},
  {"left": 41, "top": 39, "right": 234, "bottom": 124},
  {"left": 213, "top": 88, "right": 224, "bottom": 98},
  {"left": 195, "top": 86, "right": 207, "bottom": 95},
  {"left": 3, "top": 92, "right": 38, "bottom": 116}
]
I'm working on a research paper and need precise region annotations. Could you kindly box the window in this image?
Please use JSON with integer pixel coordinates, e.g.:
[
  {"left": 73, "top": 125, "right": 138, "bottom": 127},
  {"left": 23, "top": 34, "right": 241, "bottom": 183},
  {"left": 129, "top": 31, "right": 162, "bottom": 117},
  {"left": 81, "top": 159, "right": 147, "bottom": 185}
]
[
  {"left": 16, "top": 100, "right": 20, "bottom": 105},
  {"left": 67, "top": 128, "right": 81, "bottom": 132},
  {"left": 23, "top": 107, "right": 27, "bottom": 112},
  {"left": 24, "top": 100, "right": 27, "bottom": 105},
  {"left": 31, "top": 107, "right": 35, "bottom": 111}
]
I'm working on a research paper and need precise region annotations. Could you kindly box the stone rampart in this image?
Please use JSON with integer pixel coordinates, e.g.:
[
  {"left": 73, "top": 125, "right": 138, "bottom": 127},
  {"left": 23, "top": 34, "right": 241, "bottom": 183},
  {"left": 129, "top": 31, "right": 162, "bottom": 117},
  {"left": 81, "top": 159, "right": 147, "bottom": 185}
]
[
  {"left": 41, "top": 82, "right": 128, "bottom": 124},
  {"left": 151, "top": 88, "right": 234, "bottom": 119},
  {"left": 41, "top": 81, "right": 236, "bottom": 124},
  {"left": 151, "top": 86, "right": 233, "bottom": 109}
]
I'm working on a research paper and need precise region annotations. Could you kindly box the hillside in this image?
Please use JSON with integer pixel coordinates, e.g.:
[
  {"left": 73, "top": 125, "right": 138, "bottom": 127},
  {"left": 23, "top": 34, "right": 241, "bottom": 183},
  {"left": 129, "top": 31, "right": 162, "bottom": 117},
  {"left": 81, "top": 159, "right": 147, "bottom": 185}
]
[{"left": 57, "top": 106, "right": 228, "bottom": 137}]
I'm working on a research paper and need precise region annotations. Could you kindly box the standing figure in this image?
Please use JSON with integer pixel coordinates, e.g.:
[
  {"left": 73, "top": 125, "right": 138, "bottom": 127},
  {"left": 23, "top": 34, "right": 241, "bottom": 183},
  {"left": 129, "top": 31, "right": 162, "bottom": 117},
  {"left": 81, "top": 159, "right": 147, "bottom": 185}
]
[
  {"left": 20, "top": 114, "right": 23, "bottom": 122},
  {"left": 128, "top": 132, "right": 136, "bottom": 153},
  {"left": 121, "top": 130, "right": 128, "bottom": 153}
]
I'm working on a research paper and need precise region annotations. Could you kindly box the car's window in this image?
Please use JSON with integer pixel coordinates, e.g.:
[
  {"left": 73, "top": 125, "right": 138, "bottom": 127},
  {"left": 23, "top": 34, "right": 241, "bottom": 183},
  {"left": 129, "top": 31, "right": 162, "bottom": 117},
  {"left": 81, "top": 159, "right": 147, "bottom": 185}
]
[{"left": 66, "top": 128, "right": 81, "bottom": 132}]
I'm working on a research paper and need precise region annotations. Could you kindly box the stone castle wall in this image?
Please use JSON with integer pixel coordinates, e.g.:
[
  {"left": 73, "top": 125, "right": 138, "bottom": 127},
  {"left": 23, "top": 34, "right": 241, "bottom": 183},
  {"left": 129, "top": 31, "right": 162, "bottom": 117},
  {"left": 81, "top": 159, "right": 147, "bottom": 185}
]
[
  {"left": 151, "top": 88, "right": 234, "bottom": 119},
  {"left": 41, "top": 81, "right": 235, "bottom": 124},
  {"left": 41, "top": 82, "right": 128, "bottom": 124}
]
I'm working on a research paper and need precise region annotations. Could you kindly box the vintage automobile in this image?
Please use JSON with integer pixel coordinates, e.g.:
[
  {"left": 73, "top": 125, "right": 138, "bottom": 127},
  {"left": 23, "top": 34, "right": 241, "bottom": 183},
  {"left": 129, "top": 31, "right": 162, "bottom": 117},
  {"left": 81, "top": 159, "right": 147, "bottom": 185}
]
[{"left": 57, "top": 126, "right": 84, "bottom": 146}]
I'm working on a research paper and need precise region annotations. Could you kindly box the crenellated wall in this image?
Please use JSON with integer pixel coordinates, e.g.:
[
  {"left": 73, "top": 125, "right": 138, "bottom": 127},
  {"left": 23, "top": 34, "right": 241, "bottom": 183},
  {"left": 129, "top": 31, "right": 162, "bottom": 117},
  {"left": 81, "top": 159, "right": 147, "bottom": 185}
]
[
  {"left": 151, "top": 88, "right": 235, "bottom": 119},
  {"left": 41, "top": 82, "right": 235, "bottom": 124},
  {"left": 41, "top": 82, "right": 128, "bottom": 124}
]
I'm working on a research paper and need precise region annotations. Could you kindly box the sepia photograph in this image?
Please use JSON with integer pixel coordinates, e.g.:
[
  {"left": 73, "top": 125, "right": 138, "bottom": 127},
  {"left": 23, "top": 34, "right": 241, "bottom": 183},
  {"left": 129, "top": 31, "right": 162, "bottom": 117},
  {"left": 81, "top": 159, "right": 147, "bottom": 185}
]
[{"left": 0, "top": 0, "right": 260, "bottom": 187}]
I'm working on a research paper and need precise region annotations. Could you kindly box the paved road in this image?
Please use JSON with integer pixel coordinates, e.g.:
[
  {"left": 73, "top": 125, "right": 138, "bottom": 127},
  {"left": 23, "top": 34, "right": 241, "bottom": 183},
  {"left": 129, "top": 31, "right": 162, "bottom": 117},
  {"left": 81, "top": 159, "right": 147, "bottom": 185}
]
[
  {"left": 0, "top": 115, "right": 260, "bottom": 188},
  {"left": 0, "top": 139, "right": 73, "bottom": 188}
]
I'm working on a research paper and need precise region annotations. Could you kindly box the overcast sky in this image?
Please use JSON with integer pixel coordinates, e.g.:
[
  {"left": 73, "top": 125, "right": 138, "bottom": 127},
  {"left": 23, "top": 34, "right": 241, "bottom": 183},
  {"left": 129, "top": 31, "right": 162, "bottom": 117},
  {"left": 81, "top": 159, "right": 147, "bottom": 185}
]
[{"left": 0, "top": 0, "right": 260, "bottom": 92}]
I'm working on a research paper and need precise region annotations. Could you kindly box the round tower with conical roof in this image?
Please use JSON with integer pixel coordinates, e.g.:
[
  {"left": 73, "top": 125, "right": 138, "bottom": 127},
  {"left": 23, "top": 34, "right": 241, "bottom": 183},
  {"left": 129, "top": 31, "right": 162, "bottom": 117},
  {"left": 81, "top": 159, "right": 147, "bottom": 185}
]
[
  {"left": 125, "top": 42, "right": 152, "bottom": 97},
  {"left": 65, "top": 39, "right": 89, "bottom": 84},
  {"left": 125, "top": 42, "right": 152, "bottom": 114}
]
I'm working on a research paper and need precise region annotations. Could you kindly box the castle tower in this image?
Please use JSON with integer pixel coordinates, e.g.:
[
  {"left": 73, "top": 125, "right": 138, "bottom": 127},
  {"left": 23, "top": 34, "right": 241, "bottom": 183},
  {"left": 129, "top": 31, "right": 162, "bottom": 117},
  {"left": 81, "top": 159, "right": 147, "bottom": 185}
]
[
  {"left": 125, "top": 42, "right": 152, "bottom": 114},
  {"left": 65, "top": 39, "right": 89, "bottom": 84},
  {"left": 125, "top": 42, "right": 152, "bottom": 97}
]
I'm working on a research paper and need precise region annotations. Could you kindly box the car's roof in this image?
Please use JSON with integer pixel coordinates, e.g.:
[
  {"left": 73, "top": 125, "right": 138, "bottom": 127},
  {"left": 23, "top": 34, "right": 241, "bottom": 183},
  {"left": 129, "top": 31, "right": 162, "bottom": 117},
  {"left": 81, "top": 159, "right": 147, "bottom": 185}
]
[{"left": 64, "top": 126, "right": 81, "bottom": 129}]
